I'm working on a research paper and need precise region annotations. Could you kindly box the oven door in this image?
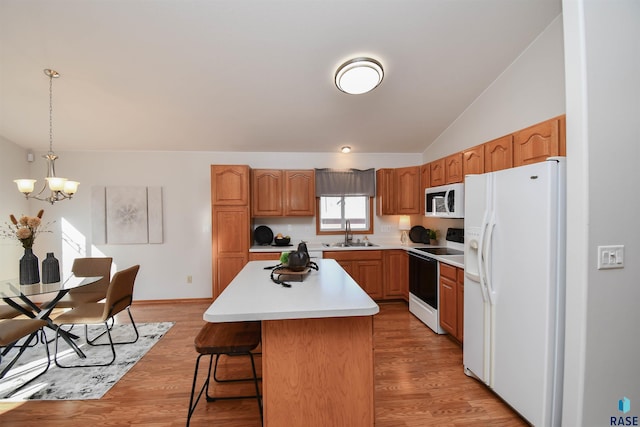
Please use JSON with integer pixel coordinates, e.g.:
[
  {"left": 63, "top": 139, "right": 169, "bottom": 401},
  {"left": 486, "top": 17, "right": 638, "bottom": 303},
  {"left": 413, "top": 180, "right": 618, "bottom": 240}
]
[{"left": 409, "top": 252, "right": 438, "bottom": 309}]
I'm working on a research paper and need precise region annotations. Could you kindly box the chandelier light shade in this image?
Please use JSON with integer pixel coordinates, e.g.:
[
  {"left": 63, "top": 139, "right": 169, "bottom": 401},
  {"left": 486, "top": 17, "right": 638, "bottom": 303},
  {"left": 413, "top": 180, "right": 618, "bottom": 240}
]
[
  {"left": 14, "top": 69, "right": 79, "bottom": 204},
  {"left": 335, "top": 57, "right": 384, "bottom": 95}
]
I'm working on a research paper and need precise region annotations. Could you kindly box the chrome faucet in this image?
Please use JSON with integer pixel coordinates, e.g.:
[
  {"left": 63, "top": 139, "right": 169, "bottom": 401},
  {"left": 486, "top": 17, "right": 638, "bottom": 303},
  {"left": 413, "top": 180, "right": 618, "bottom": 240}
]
[{"left": 344, "top": 219, "right": 353, "bottom": 245}]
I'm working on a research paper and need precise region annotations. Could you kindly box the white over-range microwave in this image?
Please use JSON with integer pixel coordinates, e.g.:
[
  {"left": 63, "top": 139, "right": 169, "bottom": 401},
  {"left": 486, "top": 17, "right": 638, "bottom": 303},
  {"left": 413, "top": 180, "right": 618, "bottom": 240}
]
[{"left": 425, "top": 183, "right": 464, "bottom": 218}]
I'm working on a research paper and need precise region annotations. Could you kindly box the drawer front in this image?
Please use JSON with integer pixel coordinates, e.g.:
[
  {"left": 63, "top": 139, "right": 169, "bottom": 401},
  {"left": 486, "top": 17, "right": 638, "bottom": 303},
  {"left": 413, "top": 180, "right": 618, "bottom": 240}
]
[{"left": 440, "top": 262, "right": 457, "bottom": 280}]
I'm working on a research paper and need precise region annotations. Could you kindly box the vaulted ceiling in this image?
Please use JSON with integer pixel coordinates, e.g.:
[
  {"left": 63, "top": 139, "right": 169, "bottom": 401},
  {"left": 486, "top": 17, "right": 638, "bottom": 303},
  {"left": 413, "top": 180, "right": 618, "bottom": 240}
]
[{"left": 0, "top": 0, "right": 562, "bottom": 154}]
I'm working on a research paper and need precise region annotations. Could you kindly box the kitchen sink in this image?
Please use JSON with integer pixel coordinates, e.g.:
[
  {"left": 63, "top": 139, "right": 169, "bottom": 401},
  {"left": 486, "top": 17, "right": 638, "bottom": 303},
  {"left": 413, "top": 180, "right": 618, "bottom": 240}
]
[{"left": 324, "top": 242, "right": 378, "bottom": 248}]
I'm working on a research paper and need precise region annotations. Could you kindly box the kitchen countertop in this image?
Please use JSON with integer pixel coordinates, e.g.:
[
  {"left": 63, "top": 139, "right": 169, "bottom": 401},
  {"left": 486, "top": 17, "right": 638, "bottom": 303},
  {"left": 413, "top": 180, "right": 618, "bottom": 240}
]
[
  {"left": 204, "top": 258, "right": 380, "bottom": 322},
  {"left": 250, "top": 242, "right": 465, "bottom": 269}
]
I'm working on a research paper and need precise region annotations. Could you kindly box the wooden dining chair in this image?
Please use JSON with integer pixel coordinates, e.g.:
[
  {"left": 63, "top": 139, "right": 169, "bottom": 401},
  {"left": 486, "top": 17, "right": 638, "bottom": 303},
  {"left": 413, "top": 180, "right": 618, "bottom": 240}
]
[
  {"left": 53, "top": 257, "right": 113, "bottom": 308},
  {"left": 53, "top": 265, "right": 140, "bottom": 368},
  {"left": 0, "top": 318, "right": 50, "bottom": 385},
  {"left": 0, "top": 304, "right": 21, "bottom": 320}
]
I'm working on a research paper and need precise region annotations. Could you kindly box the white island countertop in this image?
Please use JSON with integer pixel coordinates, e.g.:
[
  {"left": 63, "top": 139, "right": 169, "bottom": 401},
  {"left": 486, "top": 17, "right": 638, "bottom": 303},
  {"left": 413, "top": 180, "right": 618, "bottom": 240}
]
[{"left": 204, "top": 259, "right": 379, "bottom": 322}]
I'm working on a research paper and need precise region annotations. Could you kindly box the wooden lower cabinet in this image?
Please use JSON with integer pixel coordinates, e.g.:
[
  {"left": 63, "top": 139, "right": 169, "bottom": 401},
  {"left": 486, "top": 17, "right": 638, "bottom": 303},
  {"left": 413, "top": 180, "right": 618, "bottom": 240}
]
[
  {"left": 439, "top": 263, "right": 464, "bottom": 342},
  {"left": 323, "top": 251, "right": 383, "bottom": 300},
  {"left": 383, "top": 250, "right": 408, "bottom": 300}
]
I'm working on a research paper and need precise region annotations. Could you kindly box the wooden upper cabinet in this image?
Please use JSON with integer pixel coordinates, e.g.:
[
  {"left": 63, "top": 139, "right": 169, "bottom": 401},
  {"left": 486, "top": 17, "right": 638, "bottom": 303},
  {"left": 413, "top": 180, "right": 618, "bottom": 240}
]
[
  {"left": 284, "top": 170, "right": 315, "bottom": 216},
  {"left": 430, "top": 159, "right": 446, "bottom": 187},
  {"left": 485, "top": 135, "right": 513, "bottom": 172},
  {"left": 420, "top": 163, "right": 430, "bottom": 214},
  {"left": 513, "top": 118, "right": 560, "bottom": 167},
  {"left": 211, "top": 165, "right": 250, "bottom": 206},
  {"left": 396, "top": 166, "right": 420, "bottom": 214},
  {"left": 376, "top": 168, "right": 396, "bottom": 215},
  {"left": 444, "top": 153, "right": 463, "bottom": 184},
  {"left": 377, "top": 167, "right": 420, "bottom": 215},
  {"left": 462, "top": 146, "right": 484, "bottom": 178},
  {"left": 251, "top": 169, "right": 315, "bottom": 217},
  {"left": 558, "top": 115, "right": 566, "bottom": 156},
  {"left": 252, "top": 169, "right": 283, "bottom": 216}
]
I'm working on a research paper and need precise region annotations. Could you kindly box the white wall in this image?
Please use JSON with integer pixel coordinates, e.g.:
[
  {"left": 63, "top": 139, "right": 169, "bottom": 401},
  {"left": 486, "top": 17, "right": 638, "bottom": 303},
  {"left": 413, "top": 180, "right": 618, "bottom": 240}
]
[
  {"left": 418, "top": 15, "right": 566, "bottom": 239},
  {"left": 0, "top": 136, "right": 29, "bottom": 277},
  {"left": 423, "top": 15, "right": 566, "bottom": 162},
  {"left": 563, "top": 0, "right": 640, "bottom": 424},
  {"left": 0, "top": 148, "right": 419, "bottom": 301}
]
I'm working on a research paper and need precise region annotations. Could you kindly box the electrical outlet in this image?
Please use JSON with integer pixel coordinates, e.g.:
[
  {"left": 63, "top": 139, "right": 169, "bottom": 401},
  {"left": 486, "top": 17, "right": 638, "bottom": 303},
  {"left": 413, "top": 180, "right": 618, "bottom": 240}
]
[
  {"left": 187, "top": 275, "right": 193, "bottom": 283},
  {"left": 597, "top": 245, "right": 624, "bottom": 270}
]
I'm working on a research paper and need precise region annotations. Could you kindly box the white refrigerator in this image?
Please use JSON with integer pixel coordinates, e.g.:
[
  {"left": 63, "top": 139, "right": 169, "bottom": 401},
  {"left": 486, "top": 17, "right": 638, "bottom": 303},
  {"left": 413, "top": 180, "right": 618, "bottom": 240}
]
[{"left": 463, "top": 158, "right": 566, "bottom": 427}]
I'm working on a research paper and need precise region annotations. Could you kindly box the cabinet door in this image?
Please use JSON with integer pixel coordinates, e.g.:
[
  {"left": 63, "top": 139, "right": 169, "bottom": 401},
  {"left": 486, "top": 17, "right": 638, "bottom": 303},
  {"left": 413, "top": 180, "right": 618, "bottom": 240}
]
[
  {"left": 252, "top": 169, "right": 283, "bottom": 216},
  {"left": 420, "top": 163, "right": 430, "bottom": 214},
  {"left": 211, "top": 165, "right": 249, "bottom": 206},
  {"left": 484, "top": 135, "right": 513, "bottom": 172},
  {"left": 376, "top": 169, "right": 396, "bottom": 215},
  {"left": 356, "top": 260, "right": 384, "bottom": 300},
  {"left": 463, "top": 145, "right": 484, "bottom": 177},
  {"left": 212, "top": 206, "right": 249, "bottom": 299},
  {"left": 396, "top": 166, "right": 420, "bottom": 214},
  {"left": 439, "top": 263, "right": 458, "bottom": 337},
  {"left": 439, "top": 276, "right": 457, "bottom": 336},
  {"left": 284, "top": 170, "right": 315, "bottom": 216},
  {"left": 383, "top": 250, "right": 408, "bottom": 299},
  {"left": 457, "top": 268, "right": 465, "bottom": 342},
  {"left": 430, "top": 159, "right": 446, "bottom": 187},
  {"left": 513, "top": 118, "right": 560, "bottom": 167},
  {"left": 444, "top": 152, "right": 463, "bottom": 184}
]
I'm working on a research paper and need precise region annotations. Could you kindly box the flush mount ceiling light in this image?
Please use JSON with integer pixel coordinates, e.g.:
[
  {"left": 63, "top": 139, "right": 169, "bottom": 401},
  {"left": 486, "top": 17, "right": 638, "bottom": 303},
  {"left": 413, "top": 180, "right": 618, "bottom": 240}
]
[
  {"left": 341, "top": 146, "right": 352, "bottom": 154},
  {"left": 14, "top": 69, "right": 79, "bottom": 204},
  {"left": 335, "top": 57, "right": 384, "bottom": 95}
]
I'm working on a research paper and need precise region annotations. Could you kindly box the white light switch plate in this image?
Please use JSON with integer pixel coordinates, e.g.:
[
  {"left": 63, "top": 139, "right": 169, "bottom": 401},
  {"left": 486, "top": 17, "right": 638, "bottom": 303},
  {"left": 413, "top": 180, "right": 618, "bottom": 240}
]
[{"left": 597, "top": 245, "right": 625, "bottom": 270}]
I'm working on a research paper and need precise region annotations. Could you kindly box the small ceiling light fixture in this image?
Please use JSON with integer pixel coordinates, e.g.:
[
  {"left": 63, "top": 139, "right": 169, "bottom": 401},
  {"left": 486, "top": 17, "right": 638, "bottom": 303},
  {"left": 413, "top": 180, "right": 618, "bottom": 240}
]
[
  {"left": 335, "top": 57, "right": 384, "bottom": 95},
  {"left": 14, "top": 69, "right": 79, "bottom": 204},
  {"left": 340, "top": 146, "right": 352, "bottom": 154}
]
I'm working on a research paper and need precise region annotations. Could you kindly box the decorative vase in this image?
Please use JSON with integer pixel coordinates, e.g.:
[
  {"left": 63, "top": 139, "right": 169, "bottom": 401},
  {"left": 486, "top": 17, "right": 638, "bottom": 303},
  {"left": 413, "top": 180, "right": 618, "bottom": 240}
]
[
  {"left": 19, "top": 248, "right": 40, "bottom": 285},
  {"left": 42, "top": 252, "right": 61, "bottom": 284}
]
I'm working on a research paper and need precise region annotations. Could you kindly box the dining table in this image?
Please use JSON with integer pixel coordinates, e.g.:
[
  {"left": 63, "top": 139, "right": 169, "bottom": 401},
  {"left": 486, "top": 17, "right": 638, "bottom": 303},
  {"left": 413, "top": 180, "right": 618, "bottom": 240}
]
[
  {"left": 0, "top": 274, "right": 102, "bottom": 358},
  {"left": 204, "top": 258, "right": 379, "bottom": 427}
]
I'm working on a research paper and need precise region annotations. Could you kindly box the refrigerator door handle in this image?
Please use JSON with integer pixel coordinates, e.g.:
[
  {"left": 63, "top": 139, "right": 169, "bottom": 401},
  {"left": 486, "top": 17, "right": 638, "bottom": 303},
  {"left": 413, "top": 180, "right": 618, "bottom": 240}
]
[
  {"left": 478, "top": 214, "right": 490, "bottom": 303},
  {"left": 484, "top": 214, "right": 497, "bottom": 306}
]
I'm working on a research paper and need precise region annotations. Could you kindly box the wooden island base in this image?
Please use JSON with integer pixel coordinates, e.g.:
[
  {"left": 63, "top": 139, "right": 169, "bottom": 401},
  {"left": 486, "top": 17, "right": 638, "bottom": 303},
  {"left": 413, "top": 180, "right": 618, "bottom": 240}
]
[{"left": 262, "top": 316, "right": 374, "bottom": 427}]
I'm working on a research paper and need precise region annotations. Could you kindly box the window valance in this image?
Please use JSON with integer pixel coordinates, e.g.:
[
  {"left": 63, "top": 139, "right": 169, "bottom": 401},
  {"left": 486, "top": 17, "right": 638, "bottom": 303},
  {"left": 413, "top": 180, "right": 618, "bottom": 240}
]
[{"left": 314, "top": 168, "right": 376, "bottom": 197}]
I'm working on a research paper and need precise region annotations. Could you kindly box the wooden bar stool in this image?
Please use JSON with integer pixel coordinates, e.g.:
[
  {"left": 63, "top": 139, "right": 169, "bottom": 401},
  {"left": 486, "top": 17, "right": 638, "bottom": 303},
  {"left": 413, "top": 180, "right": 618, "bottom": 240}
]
[{"left": 187, "top": 321, "right": 262, "bottom": 426}]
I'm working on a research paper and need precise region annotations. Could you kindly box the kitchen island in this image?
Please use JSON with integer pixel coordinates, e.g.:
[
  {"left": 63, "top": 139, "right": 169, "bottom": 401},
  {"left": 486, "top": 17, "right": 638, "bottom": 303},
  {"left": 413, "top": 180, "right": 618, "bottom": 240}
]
[{"left": 204, "top": 258, "right": 379, "bottom": 426}]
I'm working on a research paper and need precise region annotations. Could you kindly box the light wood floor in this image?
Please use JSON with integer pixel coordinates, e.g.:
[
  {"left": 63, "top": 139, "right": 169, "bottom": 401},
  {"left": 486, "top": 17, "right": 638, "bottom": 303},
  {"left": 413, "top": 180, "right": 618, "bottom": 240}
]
[{"left": 0, "top": 300, "right": 527, "bottom": 426}]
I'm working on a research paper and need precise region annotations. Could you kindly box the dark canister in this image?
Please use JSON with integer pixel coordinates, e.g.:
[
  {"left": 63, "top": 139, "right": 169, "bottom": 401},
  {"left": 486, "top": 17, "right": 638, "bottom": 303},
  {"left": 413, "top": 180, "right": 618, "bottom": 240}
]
[
  {"left": 19, "top": 248, "right": 40, "bottom": 285},
  {"left": 42, "top": 252, "right": 61, "bottom": 284}
]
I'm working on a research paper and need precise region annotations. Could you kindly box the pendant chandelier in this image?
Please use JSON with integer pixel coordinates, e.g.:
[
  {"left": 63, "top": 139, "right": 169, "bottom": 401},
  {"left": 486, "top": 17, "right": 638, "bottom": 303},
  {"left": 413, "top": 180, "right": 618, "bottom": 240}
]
[{"left": 14, "top": 69, "right": 79, "bottom": 204}]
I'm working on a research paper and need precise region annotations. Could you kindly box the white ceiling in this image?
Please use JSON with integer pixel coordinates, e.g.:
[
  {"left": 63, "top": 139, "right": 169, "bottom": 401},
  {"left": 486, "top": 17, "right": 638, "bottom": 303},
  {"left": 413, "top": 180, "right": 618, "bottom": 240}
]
[{"left": 0, "top": 0, "right": 562, "bottom": 154}]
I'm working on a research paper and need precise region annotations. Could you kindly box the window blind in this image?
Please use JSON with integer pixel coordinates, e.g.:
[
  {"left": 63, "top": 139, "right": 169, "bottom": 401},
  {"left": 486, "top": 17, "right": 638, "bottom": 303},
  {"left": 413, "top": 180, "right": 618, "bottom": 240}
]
[{"left": 314, "top": 168, "right": 376, "bottom": 196}]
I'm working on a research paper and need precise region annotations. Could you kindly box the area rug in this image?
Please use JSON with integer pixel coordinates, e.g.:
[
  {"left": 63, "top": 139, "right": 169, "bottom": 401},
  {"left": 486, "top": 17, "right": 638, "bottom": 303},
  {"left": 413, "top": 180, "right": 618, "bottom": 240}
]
[{"left": 0, "top": 321, "right": 173, "bottom": 401}]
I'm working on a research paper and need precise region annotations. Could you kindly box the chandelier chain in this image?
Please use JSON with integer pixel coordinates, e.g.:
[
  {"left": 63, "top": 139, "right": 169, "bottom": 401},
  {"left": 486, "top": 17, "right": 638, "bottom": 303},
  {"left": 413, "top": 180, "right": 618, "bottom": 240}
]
[{"left": 49, "top": 72, "right": 54, "bottom": 153}]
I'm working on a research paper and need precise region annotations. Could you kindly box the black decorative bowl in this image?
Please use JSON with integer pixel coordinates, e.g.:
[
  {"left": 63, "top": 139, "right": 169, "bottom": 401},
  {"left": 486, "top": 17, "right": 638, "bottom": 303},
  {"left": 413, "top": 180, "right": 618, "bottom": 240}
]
[{"left": 274, "top": 237, "right": 291, "bottom": 246}]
